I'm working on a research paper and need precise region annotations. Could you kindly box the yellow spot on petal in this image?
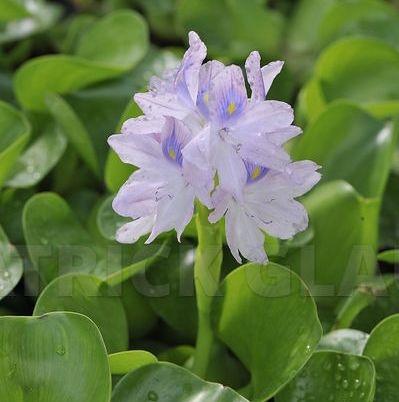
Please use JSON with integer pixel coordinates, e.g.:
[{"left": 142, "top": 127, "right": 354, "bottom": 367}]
[
  {"left": 251, "top": 166, "right": 261, "bottom": 180},
  {"left": 203, "top": 92, "right": 209, "bottom": 104},
  {"left": 168, "top": 147, "right": 176, "bottom": 160},
  {"left": 227, "top": 101, "right": 236, "bottom": 115}
]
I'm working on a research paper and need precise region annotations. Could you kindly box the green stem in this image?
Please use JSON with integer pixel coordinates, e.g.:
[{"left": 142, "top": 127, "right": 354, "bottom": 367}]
[{"left": 192, "top": 203, "right": 223, "bottom": 378}]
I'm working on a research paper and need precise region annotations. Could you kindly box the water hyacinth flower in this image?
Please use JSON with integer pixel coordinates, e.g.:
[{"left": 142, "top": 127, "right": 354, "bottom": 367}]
[{"left": 108, "top": 31, "right": 321, "bottom": 264}]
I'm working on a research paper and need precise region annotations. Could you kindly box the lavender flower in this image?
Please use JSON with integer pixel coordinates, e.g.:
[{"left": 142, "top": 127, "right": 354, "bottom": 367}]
[{"left": 108, "top": 31, "right": 321, "bottom": 263}]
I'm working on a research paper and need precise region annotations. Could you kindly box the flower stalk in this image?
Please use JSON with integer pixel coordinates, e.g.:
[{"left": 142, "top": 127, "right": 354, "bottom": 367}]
[{"left": 192, "top": 203, "right": 223, "bottom": 377}]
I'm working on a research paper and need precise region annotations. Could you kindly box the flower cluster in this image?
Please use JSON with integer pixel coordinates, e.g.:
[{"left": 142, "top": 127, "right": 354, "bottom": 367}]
[{"left": 108, "top": 32, "right": 321, "bottom": 264}]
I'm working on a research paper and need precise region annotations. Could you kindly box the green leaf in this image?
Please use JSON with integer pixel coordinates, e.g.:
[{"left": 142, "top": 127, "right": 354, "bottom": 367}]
[
  {"left": 109, "top": 350, "right": 157, "bottom": 375},
  {"left": 294, "top": 102, "right": 398, "bottom": 198},
  {"left": 301, "top": 38, "right": 399, "bottom": 121},
  {"left": 74, "top": 10, "right": 148, "bottom": 69},
  {"left": 0, "top": 1, "right": 61, "bottom": 44},
  {"left": 318, "top": 329, "right": 369, "bottom": 355},
  {"left": 0, "top": 0, "right": 31, "bottom": 22},
  {"left": 378, "top": 249, "right": 399, "bottom": 264},
  {"left": 363, "top": 314, "right": 399, "bottom": 401},
  {"left": 5, "top": 121, "right": 67, "bottom": 188},
  {"left": 23, "top": 192, "right": 100, "bottom": 286},
  {"left": 120, "top": 278, "right": 158, "bottom": 340},
  {"left": 380, "top": 174, "right": 399, "bottom": 248},
  {"left": 0, "top": 224, "right": 23, "bottom": 300},
  {"left": 14, "top": 10, "right": 149, "bottom": 110},
  {"left": 146, "top": 240, "right": 198, "bottom": 340},
  {"left": 111, "top": 362, "right": 249, "bottom": 402},
  {"left": 276, "top": 351, "right": 375, "bottom": 402},
  {"left": 282, "top": 181, "right": 379, "bottom": 308},
  {"left": 33, "top": 273, "right": 128, "bottom": 353},
  {"left": 45, "top": 93, "right": 100, "bottom": 177},
  {"left": 176, "top": 0, "right": 284, "bottom": 60},
  {"left": 0, "top": 311, "right": 111, "bottom": 402},
  {"left": 213, "top": 262, "right": 322, "bottom": 401},
  {"left": 0, "top": 101, "right": 30, "bottom": 188}
]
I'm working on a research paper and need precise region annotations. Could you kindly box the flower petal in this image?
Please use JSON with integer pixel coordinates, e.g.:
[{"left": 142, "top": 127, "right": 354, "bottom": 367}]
[
  {"left": 112, "top": 170, "right": 157, "bottom": 218},
  {"left": 134, "top": 92, "right": 189, "bottom": 120},
  {"left": 197, "top": 60, "right": 225, "bottom": 118},
  {"left": 121, "top": 116, "right": 165, "bottom": 136},
  {"left": 245, "top": 51, "right": 265, "bottom": 102},
  {"left": 208, "top": 65, "right": 247, "bottom": 127},
  {"left": 211, "top": 136, "right": 247, "bottom": 202},
  {"left": 108, "top": 132, "right": 162, "bottom": 168},
  {"left": 225, "top": 207, "right": 268, "bottom": 264},
  {"left": 116, "top": 216, "right": 155, "bottom": 243},
  {"left": 174, "top": 31, "right": 207, "bottom": 105},
  {"left": 248, "top": 197, "right": 309, "bottom": 239},
  {"left": 232, "top": 100, "right": 294, "bottom": 134},
  {"left": 146, "top": 184, "right": 195, "bottom": 243},
  {"left": 261, "top": 60, "right": 284, "bottom": 97}
]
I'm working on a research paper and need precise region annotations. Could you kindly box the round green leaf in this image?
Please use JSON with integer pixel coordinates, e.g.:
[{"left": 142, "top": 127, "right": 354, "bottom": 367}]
[
  {"left": 363, "top": 314, "right": 399, "bottom": 401},
  {"left": 23, "top": 192, "right": 100, "bottom": 286},
  {"left": 213, "top": 262, "right": 322, "bottom": 401},
  {"left": 0, "top": 224, "right": 23, "bottom": 300},
  {"left": 276, "top": 351, "right": 375, "bottom": 402},
  {"left": 75, "top": 10, "right": 148, "bottom": 69},
  {"left": 0, "top": 101, "right": 30, "bottom": 188},
  {"left": 14, "top": 10, "right": 149, "bottom": 110},
  {"left": 109, "top": 350, "right": 157, "bottom": 375},
  {"left": 111, "top": 362, "right": 249, "bottom": 402},
  {"left": 0, "top": 311, "right": 111, "bottom": 402},
  {"left": 33, "top": 273, "right": 128, "bottom": 353}
]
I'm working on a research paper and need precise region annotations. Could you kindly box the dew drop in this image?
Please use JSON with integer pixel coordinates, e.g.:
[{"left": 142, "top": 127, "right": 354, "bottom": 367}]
[
  {"left": 337, "top": 362, "right": 345, "bottom": 371},
  {"left": 354, "top": 379, "right": 361, "bottom": 389},
  {"left": 342, "top": 379, "right": 349, "bottom": 389},
  {"left": 56, "top": 345, "right": 65, "bottom": 356},
  {"left": 147, "top": 391, "right": 159, "bottom": 401}
]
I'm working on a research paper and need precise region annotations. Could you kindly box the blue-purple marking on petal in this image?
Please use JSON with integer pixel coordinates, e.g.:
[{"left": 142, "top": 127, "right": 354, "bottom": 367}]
[
  {"left": 162, "top": 130, "right": 184, "bottom": 167},
  {"left": 244, "top": 160, "right": 268, "bottom": 183}
]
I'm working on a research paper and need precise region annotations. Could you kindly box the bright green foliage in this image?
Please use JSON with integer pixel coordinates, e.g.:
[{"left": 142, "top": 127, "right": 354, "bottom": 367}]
[
  {"left": 213, "top": 263, "right": 322, "bottom": 401},
  {"left": 1, "top": 0, "right": 399, "bottom": 400},
  {"left": 0, "top": 312, "right": 111, "bottom": 402}
]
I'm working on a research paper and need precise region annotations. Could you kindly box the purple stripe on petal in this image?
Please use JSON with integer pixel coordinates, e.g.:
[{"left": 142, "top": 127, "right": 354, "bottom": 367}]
[{"left": 244, "top": 160, "right": 269, "bottom": 183}]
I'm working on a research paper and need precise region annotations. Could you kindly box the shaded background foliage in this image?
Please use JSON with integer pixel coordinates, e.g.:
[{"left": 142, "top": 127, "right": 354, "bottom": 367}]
[{"left": 1, "top": 0, "right": 399, "bottom": 401}]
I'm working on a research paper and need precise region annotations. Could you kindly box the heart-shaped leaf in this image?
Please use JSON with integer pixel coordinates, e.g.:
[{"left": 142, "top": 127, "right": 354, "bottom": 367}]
[
  {"left": 33, "top": 273, "right": 128, "bottom": 353},
  {"left": 111, "top": 362, "right": 249, "bottom": 402},
  {"left": 276, "top": 351, "right": 375, "bottom": 402},
  {"left": 363, "top": 314, "right": 399, "bottom": 401},
  {"left": 0, "top": 311, "right": 111, "bottom": 402},
  {"left": 213, "top": 262, "right": 322, "bottom": 401}
]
